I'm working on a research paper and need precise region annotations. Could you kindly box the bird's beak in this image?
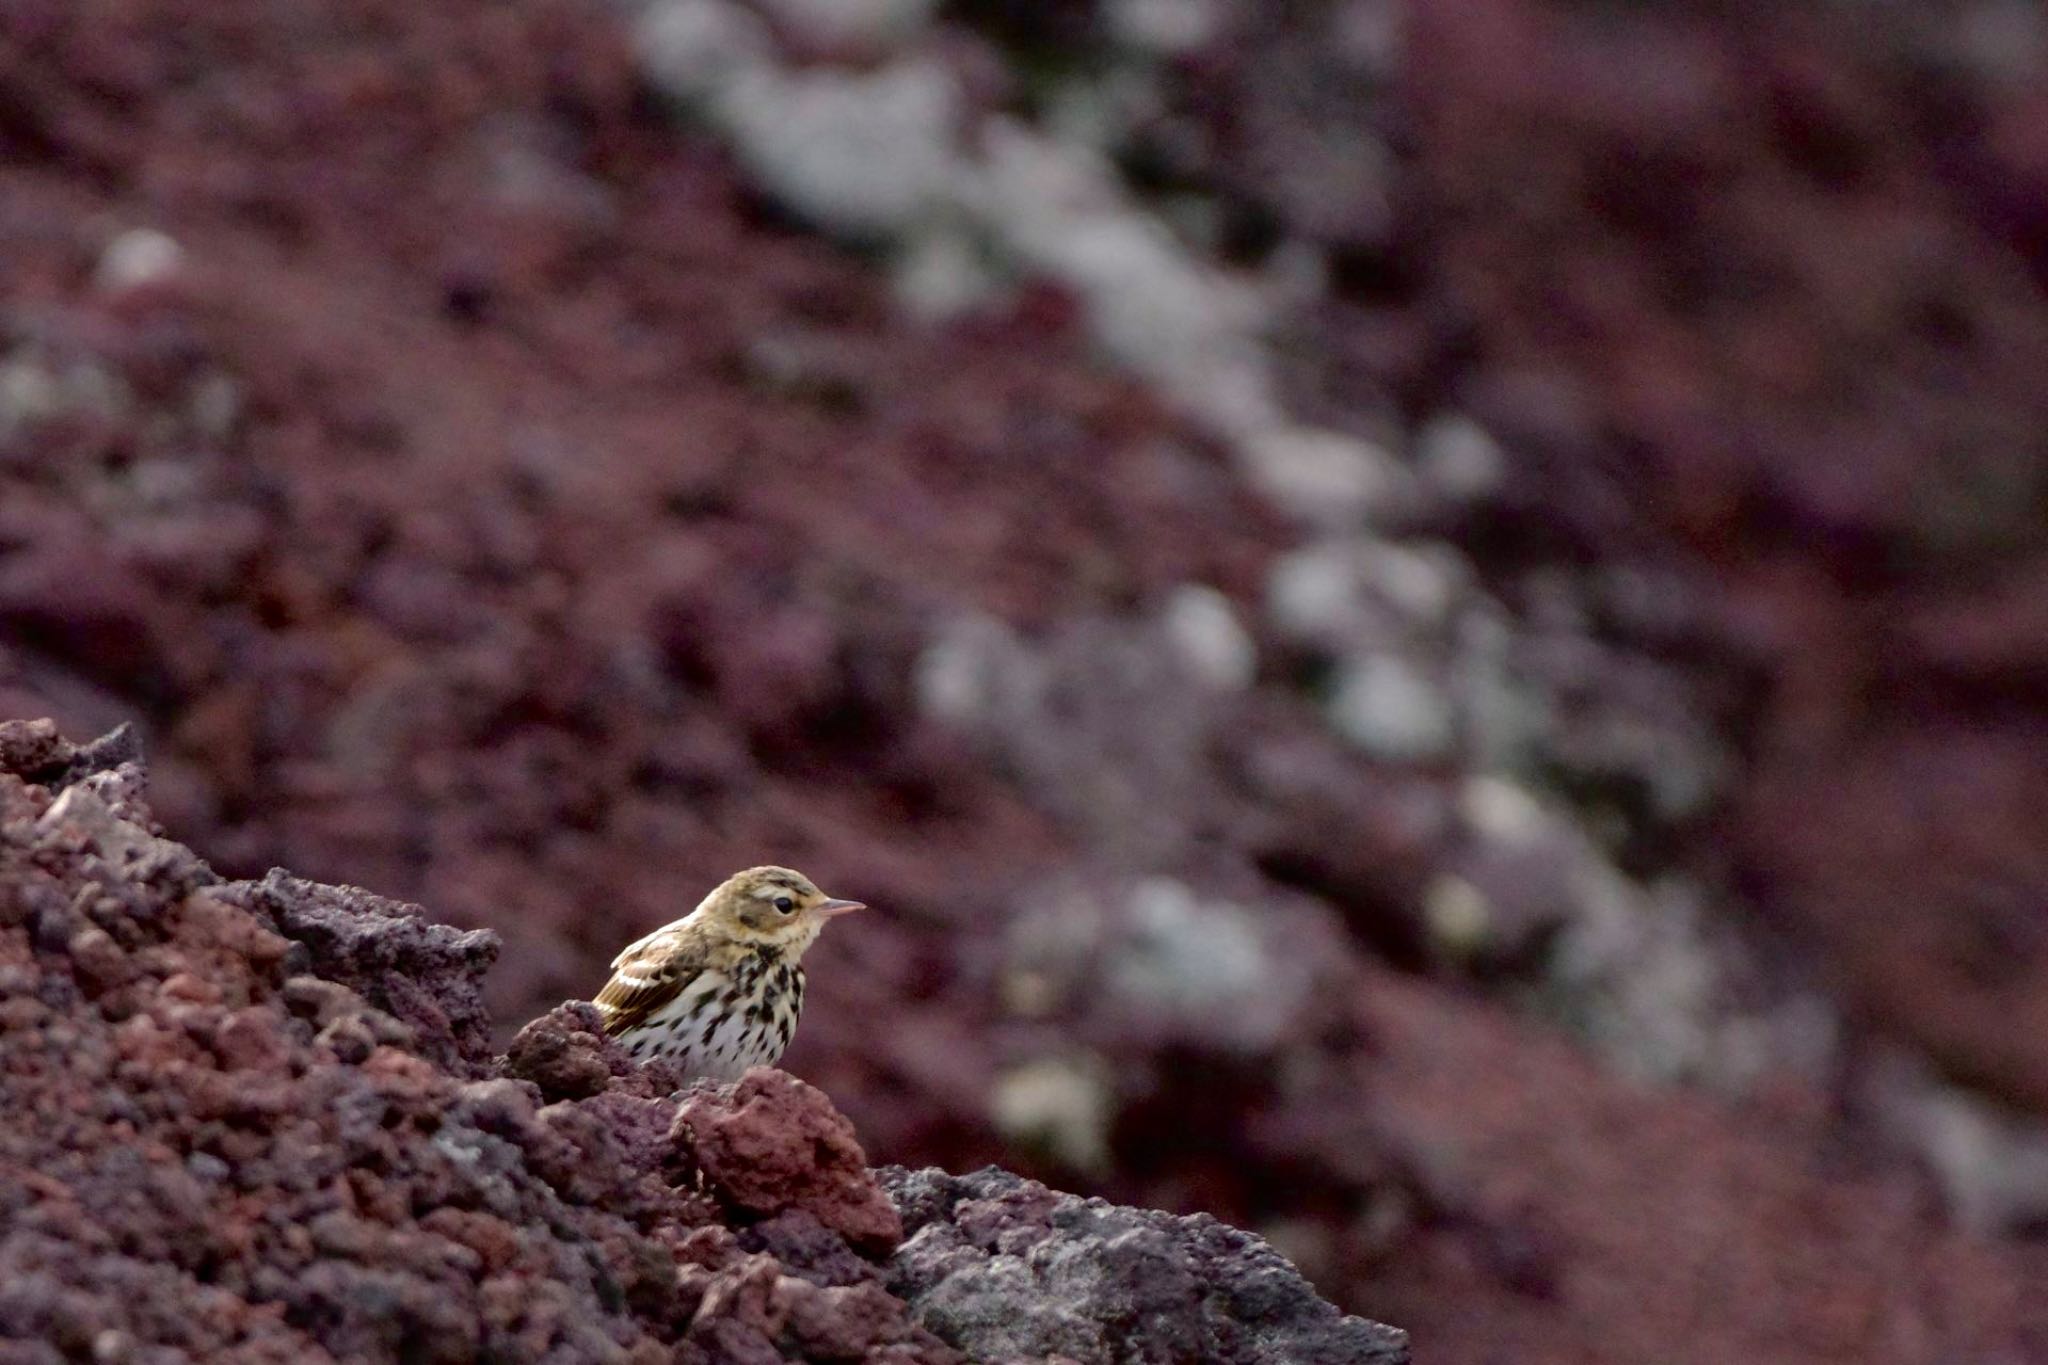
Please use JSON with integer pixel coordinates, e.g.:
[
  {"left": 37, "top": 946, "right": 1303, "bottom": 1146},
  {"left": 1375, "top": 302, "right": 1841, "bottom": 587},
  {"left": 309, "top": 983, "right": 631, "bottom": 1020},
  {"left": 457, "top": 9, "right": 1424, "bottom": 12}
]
[{"left": 814, "top": 898, "right": 865, "bottom": 918}]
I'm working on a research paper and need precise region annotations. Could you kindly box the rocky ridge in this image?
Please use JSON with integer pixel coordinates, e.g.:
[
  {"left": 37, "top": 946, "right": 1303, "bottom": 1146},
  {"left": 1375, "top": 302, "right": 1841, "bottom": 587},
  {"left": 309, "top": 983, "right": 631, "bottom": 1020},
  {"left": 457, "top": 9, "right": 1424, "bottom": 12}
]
[{"left": 0, "top": 718, "right": 1407, "bottom": 1364}]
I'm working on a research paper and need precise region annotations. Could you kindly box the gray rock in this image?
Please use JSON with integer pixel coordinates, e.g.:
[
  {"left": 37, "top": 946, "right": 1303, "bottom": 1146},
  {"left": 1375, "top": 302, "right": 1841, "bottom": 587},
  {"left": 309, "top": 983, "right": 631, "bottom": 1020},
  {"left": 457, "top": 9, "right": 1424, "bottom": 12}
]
[
  {"left": 880, "top": 1165, "right": 1409, "bottom": 1365},
  {"left": 1162, "top": 583, "right": 1258, "bottom": 691},
  {"left": 1327, "top": 652, "right": 1455, "bottom": 762},
  {"left": 1002, "top": 874, "right": 1335, "bottom": 1061},
  {"left": 632, "top": 0, "right": 774, "bottom": 108},
  {"left": 756, "top": 0, "right": 937, "bottom": 54},
  {"left": 1411, "top": 412, "right": 1505, "bottom": 504},
  {"left": 717, "top": 58, "right": 963, "bottom": 242},
  {"left": 94, "top": 228, "right": 185, "bottom": 295},
  {"left": 1237, "top": 425, "right": 1407, "bottom": 529}
]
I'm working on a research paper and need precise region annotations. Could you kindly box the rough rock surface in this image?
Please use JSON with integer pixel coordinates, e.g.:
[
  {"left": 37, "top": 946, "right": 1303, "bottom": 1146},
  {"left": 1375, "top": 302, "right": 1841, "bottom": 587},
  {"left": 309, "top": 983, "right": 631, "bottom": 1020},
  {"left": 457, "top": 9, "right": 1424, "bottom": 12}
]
[
  {"left": 678, "top": 1069, "right": 907, "bottom": 1256},
  {"left": 882, "top": 1166, "right": 1408, "bottom": 1365},
  {"left": 0, "top": 721, "right": 1402, "bottom": 1363}
]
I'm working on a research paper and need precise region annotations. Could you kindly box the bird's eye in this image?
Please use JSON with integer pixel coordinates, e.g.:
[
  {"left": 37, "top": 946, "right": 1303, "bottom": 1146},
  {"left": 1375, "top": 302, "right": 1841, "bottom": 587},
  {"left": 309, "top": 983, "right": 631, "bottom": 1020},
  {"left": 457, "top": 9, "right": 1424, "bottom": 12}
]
[{"left": 773, "top": 896, "right": 795, "bottom": 914}]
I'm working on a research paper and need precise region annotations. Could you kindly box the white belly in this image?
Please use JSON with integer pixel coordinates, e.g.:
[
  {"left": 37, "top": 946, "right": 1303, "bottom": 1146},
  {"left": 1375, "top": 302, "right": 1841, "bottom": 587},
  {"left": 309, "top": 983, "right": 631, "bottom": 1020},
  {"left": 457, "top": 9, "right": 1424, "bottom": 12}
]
[{"left": 616, "top": 965, "right": 800, "bottom": 1079}]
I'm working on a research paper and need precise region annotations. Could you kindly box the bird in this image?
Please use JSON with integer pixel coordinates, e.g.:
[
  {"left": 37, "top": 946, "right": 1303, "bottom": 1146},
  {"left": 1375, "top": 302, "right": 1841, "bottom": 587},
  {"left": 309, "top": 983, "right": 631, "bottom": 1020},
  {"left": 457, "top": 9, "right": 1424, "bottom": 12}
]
[{"left": 590, "top": 866, "right": 864, "bottom": 1078}]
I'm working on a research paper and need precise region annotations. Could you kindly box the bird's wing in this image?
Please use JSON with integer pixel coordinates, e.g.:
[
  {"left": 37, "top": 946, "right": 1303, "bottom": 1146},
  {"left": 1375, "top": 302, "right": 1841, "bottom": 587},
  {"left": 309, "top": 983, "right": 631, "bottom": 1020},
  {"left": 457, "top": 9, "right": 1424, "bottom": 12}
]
[{"left": 592, "top": 923, "right": 713, "bottom": 1036}]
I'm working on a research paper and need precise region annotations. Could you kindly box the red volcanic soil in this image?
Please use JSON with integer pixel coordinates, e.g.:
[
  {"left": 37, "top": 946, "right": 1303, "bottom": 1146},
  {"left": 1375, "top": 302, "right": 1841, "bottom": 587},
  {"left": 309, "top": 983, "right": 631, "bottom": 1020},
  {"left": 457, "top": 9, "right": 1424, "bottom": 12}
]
[
  {"left": 1394, "top": 0, "right": 2048, "bottom": 1113},
  {"left": 0, "top": 0, "right": 1278, "bottom": 1029},
  {"left": 4, "top": 0, "right": 2048, "bottom": 1362}
]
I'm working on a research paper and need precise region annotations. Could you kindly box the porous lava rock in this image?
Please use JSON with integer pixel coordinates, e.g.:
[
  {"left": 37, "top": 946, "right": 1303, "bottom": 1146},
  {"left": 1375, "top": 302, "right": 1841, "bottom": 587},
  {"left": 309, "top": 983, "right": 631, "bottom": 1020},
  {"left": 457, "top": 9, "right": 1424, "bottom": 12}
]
[
  {"left": 219, "top": 870, "right": 502, "bottom": 1077},
  {"left": 0, "top": 722, "right": 945, "bottom": 1362},
  {"left": 0, "top": 721, "right": 1404, "bottom": 1363},
  {"left": 676, "top": 1069, "right": 906, "bottom": 1257},
  {"left": 881, "top": 1166, "right": 1409, "bottom": 1365}
]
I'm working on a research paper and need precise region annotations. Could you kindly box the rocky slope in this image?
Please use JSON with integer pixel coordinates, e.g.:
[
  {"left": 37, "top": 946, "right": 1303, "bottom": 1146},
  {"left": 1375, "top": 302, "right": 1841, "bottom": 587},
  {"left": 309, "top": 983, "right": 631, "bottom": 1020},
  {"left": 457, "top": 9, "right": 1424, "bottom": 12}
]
[{"left": 0, "top": 718, "right": 1407, "bottom": 1363}]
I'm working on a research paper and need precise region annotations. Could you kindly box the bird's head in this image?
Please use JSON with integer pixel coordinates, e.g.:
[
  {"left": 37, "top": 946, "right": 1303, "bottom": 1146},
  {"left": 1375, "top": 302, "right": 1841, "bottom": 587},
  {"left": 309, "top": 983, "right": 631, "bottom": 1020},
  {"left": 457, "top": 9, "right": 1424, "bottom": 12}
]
[{"left": 694, "top": 865, "right": 864, "bottom": 953}]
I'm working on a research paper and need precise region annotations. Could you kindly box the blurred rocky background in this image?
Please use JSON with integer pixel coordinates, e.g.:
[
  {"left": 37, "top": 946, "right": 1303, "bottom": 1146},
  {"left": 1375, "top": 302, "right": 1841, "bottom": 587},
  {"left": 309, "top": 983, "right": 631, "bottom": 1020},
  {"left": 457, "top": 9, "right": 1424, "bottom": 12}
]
[{"left": 2, "top": 0, "right": 2046, "bottom": 1360}]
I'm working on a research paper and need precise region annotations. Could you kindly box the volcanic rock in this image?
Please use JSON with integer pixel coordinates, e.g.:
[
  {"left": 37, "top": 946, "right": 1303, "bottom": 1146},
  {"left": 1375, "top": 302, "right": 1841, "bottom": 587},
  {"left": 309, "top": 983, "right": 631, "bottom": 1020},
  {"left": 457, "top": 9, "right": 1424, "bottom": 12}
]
[
  {"left": 0, "top": 722, "right": 1404, "bottom": 1363},
  {"left": 882, "top": 1165, "right": 1409, "bottom": 1365}
]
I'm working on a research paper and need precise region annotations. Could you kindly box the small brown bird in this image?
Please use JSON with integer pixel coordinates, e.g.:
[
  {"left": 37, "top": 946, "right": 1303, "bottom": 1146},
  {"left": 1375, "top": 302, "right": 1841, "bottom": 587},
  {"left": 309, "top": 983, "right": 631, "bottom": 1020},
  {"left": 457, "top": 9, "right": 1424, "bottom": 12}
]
[{"left": 591, "top": 866, "right": 864, "bottom": 1078}]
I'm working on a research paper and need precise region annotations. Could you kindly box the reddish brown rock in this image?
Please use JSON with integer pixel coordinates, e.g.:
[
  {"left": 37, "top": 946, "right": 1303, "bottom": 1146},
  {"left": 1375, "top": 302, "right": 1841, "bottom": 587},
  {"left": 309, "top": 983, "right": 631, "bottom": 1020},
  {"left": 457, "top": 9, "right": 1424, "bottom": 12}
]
[
  {"left": 0, "top": 718, "right": 63, "bottom": 780},
  {"left": 676, "top": 1068, "right": 906, "bottom": 1256},
  {"left": 503, "top": 1000, "right": 627, "bottom": 1102},
  {"left": 0, "top": 729, "right": 975, "bottom": 1363},
  {"left": 216, "top": 872, "right": 499, "bottom": 1077}
]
